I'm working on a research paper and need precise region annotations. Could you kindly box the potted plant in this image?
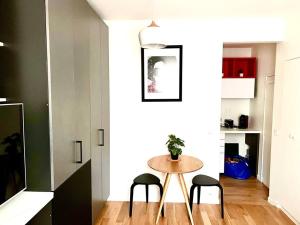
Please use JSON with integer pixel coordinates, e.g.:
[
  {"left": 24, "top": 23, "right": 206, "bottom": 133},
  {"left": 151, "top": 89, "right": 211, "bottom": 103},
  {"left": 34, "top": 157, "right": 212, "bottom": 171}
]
[{"left": 166, "top": 134, "right": 185, "bottom": 160}]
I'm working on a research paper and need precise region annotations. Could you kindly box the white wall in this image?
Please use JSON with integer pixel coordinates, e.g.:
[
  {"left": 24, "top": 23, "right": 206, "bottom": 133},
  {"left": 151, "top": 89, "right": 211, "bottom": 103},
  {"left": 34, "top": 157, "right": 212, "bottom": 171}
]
[
  {"left": 108, "top": 21, "right": 222, "bottom": 203},
  {"left": 221, "top": 18, "right": 284, "bottom": 43},
  {"left": 221, "top": 99, "right": 250, "bottom": 125},
  {"left": 223, "top": 47, "right": 252, "bottom": 57},
  {"left": 107, "top": 18, "right": 284, "bottom": 203},
  {"left": 269, "top": 12, "right": 300, "bottom": 224},
  {"left": 250, "top": 44, "right": 276, "bottom": 186}
]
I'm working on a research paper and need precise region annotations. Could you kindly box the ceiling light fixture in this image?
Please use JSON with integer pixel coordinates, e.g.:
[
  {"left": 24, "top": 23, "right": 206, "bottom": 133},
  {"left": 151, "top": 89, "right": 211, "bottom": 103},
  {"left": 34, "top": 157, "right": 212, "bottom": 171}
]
[
  {"left": 0, "top": 42, "right": 4, "bottom": 47},
  {"left": 139, "top": 20, "right": 166, "bottom": 49},
  {"left": 138, "top": 0, "right": 166, "bottom": 49}
]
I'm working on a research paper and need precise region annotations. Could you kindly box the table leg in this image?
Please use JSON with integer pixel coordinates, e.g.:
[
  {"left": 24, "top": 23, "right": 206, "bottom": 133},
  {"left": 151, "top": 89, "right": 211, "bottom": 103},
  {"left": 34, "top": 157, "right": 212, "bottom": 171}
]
[
  {"left": 182, "top": 175, "right": 190, "bottom": 202},
  {"left": 178, "top": 173, "right": 195, "bottom": 225},
  {"left": 155, "top": 173, "right": 171, "bottom": 224}
]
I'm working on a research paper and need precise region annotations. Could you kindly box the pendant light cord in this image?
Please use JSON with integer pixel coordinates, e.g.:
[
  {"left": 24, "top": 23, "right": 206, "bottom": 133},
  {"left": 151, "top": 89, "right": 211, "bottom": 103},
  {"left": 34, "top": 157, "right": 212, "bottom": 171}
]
[
  {"left": 152, "top": 0, "right": 155, "bottom": 21},
  {"left": 149, "top": 0, "right": 158, "bottom": 27}
]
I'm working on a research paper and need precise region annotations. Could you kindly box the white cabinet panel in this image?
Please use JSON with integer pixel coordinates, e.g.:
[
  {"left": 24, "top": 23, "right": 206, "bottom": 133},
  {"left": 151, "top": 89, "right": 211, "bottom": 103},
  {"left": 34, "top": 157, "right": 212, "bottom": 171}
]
[
  {"left": 48, "top": 0, "right": 92, "bottom": 189},
  {"left": 279, "top": 59, "right": 300, "bottom": 223},
  {"left": 90, "top": 16, "right": 103, "bottom": 224},
  {"left": 219, "top": 151, "right": 225, "bottom": 173},
  {"left": 99, "top": 19, "right": 110, "bottom": 203},
  {"left": 222, "top": 78, "right": 255, "bottom": 98},
  {"left": 73, "top": 0, "right": 91, "bottom": 169},
  {"left": 219, "top": 134, "right": 225, "bottom": 173},
  {"left": 90, "top": 17, "right": 110, "bottom": 224},
  {"left": 48, "top": 0, "right": 77, "bottom": 190}
]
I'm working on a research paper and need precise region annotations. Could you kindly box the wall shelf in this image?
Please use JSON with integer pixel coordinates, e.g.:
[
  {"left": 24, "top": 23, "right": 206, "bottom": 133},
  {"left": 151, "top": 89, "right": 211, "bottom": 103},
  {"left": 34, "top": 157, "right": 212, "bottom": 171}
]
[{"left": 222, "top": 57, "right": 257, "bottom": 78}]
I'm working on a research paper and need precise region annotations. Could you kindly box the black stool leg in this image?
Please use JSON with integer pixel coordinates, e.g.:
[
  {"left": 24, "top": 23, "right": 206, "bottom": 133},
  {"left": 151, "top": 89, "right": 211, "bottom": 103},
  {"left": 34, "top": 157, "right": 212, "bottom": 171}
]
[
  {"left": 158, "top": 183, "right": 164, "bottom": 217},
  {"left": 146, "top": 184, "right": 149, "bottom": 203},
  {"left": 189, "top": 184, "right": 196, "bottom": 212},
  {"left": 197, "top": 186, "right": 201, "bottom": 204},
  {"left": 218, "top": 184, "right": 224, "bottom": 218},
  {"left": 129, "top": 183, "right": 136, "bottom": 217}
]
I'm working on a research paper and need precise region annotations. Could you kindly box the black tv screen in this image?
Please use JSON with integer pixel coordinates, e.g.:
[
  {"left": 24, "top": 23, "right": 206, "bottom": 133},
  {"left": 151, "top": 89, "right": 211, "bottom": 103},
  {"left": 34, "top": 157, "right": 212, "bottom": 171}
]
[{"left": 0, "top": 103, "right": 26, "bottom": 205}]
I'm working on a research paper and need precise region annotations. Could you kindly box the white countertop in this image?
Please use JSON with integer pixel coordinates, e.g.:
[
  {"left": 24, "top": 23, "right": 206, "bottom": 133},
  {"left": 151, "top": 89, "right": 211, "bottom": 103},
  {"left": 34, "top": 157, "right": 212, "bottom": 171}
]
[
  {"left": 220, "top": 127, "right": 262, "bottom": 134},
  {"left": 0, "top": 191, "right": 53, "bottom": 225}
]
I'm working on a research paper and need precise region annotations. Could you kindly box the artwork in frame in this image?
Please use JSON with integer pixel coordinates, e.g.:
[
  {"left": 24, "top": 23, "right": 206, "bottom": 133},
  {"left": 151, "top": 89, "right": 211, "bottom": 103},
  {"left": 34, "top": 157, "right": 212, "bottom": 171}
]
[{"left": 141, "top": 45, "right": 182, "bottom": 102}]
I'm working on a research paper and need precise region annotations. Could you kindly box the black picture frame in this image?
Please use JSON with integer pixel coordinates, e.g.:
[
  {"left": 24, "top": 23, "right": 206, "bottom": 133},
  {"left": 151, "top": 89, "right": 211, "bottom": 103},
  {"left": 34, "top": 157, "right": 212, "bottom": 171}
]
[{"left": 141, "top": 45, "right": 183, "bottom": 102}]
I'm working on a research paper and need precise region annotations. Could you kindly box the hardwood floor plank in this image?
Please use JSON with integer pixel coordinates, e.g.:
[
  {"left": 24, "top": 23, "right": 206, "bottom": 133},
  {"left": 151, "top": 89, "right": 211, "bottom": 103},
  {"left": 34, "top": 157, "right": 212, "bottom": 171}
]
[
  {"left": 193, "top": 205, "right": 204, "bottom": 225},
  {"left": 175, "top": 203, "right": 190, "bottom": 224},
  {"left": 243, "top": 214, "right": 256, "bottom": 225},
  {"left": 166, "top": 203, "right": 177, "bottom": 225},
  {"left": 200, "top": 210, "right": 212, "bottom": 225},
  {"left": 116, "top": 202, "right": 129, "bottom": 223},
  {"left": 95, "top": 176, "right": 295, "bottom": 225}
]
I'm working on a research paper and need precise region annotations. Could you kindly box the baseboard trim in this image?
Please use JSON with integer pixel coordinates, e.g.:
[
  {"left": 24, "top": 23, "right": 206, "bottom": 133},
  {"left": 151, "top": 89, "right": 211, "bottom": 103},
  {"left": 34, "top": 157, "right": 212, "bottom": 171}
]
[
  {"left": 267, "top": 197, "right": 281, "bottom": 208},
  {"left": 268, "top": 197, "right": 300, "bottom": 225},
  {"left": 256, "top": 174, "right": 262, "bottom": 182}
]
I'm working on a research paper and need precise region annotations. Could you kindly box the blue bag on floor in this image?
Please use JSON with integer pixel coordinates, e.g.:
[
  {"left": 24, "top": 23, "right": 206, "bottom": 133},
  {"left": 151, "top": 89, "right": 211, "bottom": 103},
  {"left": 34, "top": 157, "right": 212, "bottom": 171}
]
[{"left": 224, "top": 155, "right": 251, "bottom": 180}]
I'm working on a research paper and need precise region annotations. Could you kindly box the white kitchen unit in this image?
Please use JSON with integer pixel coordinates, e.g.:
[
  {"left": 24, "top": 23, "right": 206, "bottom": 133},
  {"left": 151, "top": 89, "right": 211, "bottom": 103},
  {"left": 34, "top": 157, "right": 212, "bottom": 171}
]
[
  {"left": 221, "top": 127, "right": 262, "bottom": 134},
  {"left": 220, "top": 128, "right": 261, "bottom": 173},
  {"left": 219, "top": 133, "right": 225, "bottom": 173},
  {"left": 222, "top": 78, "right": 255, "bottom": 98}
]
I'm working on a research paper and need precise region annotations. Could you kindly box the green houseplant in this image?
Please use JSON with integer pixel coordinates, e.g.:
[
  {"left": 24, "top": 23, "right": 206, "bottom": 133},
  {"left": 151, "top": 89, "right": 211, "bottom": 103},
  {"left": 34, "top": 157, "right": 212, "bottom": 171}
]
[{"left": 166, "top": 134, "right": 185, "bottom": 160}]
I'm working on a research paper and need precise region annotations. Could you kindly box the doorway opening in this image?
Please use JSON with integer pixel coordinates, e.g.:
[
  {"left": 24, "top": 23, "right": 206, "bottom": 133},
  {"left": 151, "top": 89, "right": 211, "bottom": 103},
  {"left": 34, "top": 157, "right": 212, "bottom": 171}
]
[{"left": 219, "top": 43, "right": 277, "bottom": 194}]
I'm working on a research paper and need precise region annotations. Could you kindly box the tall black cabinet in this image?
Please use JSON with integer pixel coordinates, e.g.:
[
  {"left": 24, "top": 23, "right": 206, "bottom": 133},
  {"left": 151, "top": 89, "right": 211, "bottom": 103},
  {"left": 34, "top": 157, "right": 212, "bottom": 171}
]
[{"left": 0, "top": 0, "right": 110, "bottom": 224}]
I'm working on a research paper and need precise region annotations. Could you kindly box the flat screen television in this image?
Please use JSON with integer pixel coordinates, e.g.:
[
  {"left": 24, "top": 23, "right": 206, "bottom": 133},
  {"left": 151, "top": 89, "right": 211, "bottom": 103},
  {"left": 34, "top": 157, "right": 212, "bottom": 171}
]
[{"left": 0, "top": 103, "right": 26, "bottom": 206}]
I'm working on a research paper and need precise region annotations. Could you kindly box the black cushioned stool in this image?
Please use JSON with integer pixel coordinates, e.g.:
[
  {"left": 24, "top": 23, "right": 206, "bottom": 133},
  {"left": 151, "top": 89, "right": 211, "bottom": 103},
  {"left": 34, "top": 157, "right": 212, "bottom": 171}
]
[
  {"left": 129, "top": 173, "right": 164, "bottom": 217},
  {"left": 189, "top": 174, "right": 224, "bottom": 218}
]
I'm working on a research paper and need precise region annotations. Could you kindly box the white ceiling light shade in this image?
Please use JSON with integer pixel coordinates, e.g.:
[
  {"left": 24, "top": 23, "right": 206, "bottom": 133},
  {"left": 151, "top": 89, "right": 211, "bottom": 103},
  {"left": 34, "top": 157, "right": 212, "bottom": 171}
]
[
  {"left": 139, "top": 20, "right": 166, "bottom": 49},
  {"left": 0, "top": 42, "right": 4, "bottom": 47}
]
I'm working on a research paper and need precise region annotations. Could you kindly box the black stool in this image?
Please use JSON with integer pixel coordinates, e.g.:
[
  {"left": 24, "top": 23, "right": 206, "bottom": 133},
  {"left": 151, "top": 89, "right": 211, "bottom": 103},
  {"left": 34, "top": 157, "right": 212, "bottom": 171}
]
[
  {"left": 189, "top": 174, "right": 224, "bottom": 218},
  {"left": 129, "top": 173, "right": 164, "bottom": 217}
]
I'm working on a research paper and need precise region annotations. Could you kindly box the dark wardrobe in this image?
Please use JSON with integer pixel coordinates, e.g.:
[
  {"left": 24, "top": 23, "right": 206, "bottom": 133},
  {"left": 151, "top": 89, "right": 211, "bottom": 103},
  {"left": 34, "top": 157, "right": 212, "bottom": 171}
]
[{"left": 0, "top": 0, "right": 110, "bottom": 224}]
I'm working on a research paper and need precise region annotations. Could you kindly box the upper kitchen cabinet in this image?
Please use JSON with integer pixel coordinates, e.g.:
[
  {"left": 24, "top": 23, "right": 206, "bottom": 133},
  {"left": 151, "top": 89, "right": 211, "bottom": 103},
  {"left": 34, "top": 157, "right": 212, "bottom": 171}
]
[
  {"left": 222, "top": 78, "right": 255, "bottom": 98},
  {"left": 222, "top": 57, "right": 257, "bottom": 98},
  {"left": 222, "top": 57, "right": 257, "bottom": 78}
]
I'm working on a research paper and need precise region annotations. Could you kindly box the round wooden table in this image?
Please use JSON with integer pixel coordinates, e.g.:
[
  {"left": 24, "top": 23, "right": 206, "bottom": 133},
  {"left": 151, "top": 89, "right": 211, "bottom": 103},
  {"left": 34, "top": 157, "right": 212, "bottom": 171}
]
[{"left": 148, "top": 155, "right": 203, "bottom": 225}]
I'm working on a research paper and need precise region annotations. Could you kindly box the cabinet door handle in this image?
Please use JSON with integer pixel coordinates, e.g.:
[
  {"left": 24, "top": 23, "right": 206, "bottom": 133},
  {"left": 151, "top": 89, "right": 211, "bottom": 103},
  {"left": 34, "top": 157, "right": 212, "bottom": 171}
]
[
  {"left": 98, "top": 129, "right": 104, "bottom": 146},
  {"left": 75, "top": 140, "right": 83, "bottom": 163}
]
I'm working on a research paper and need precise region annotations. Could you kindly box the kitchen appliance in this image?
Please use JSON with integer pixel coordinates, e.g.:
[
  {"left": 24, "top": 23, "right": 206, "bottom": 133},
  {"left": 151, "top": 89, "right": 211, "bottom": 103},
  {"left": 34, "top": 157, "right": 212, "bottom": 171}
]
[
  {"left": 225, "top": 143, "right": 239, "bottom": 156},
  {"left": 224, "top": 119, "right": 234, "bottom": 128},
  {"left": 238, "top": 114, "right": 249, "bottom": 129}
]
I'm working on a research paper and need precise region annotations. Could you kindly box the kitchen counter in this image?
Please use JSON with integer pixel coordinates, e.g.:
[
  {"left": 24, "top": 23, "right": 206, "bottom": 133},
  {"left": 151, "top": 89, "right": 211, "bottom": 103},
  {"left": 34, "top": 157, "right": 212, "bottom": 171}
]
[{"left": 220, "top": 127, "right": 262, "bottom": 134}]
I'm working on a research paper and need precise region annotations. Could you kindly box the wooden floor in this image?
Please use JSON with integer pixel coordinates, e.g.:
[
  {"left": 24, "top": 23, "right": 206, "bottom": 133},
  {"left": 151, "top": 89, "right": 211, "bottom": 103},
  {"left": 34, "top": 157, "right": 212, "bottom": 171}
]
[{"left": 95, "top": 176, "right": 295, "bottom": 225}]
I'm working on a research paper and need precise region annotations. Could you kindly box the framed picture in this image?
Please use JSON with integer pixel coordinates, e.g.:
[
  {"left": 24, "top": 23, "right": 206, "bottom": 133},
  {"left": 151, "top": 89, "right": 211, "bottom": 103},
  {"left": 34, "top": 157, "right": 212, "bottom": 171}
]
[{"left": 141, "top": 45, "right": 182, "bottom": 102}]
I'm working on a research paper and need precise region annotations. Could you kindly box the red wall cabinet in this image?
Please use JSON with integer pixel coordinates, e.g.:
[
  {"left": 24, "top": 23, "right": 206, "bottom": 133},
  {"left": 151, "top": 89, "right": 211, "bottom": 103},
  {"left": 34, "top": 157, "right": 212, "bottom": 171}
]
[{"left": 222, "top": 57, "right": 257, "bottom": 78}]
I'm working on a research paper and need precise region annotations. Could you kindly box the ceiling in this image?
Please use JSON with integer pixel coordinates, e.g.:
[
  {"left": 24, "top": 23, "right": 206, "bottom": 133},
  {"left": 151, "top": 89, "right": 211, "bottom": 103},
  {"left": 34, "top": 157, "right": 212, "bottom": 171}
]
[{"left": 87, "top": 0, "right": 299, "bottom": 20}]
